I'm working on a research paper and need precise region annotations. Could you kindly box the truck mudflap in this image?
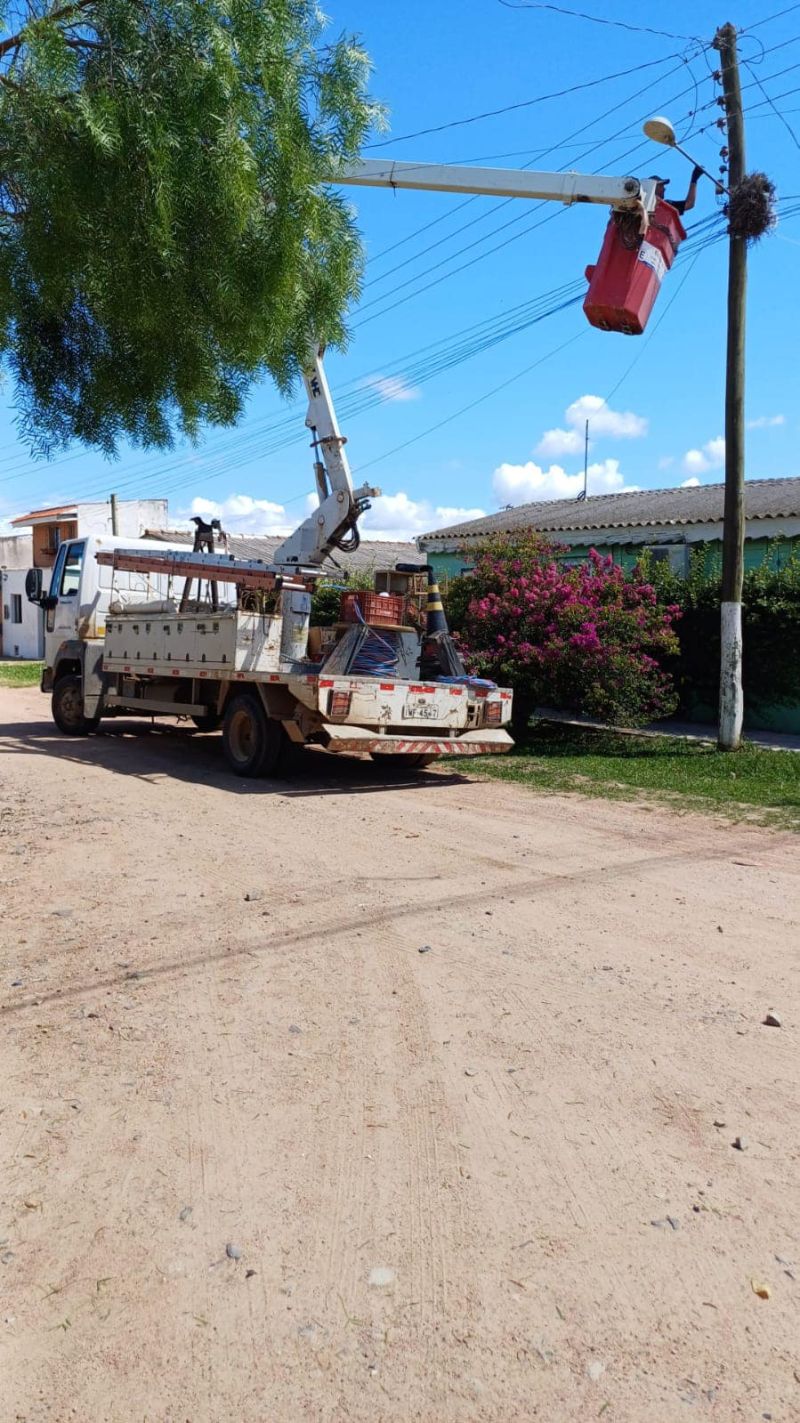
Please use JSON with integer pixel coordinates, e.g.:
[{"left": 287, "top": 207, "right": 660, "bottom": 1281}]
[{"left": 319, "top": 725, "right": 513, "bottom": 756}]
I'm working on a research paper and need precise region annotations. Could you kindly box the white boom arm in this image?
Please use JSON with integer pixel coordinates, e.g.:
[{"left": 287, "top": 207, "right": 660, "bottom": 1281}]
[
  {"left": 337, "top": 159, "right": 659, "bottom": 214},
  {"left": 268, "top": 159, "right": 658, "bottom": 573},
  {"left": 269, "top": 344, "right": 379, "bottom": 571}
]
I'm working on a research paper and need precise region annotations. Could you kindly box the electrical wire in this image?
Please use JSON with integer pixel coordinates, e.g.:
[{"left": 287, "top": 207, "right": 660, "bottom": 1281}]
[
  {"left": 13, "top": 206, "right": 728, "bottom": 506},
  {"left": 354, "top": 65, "right": 703, "bottom": 328},
  {"left": 352, "top": 329, "right": 587, "bottom": 478},
  {"left": 353, "top": 232, "right": 715, "bottom": 493},
  {"left": 743, "top": 4, "right": 800, "bottom": 33},
  {"left": 495, "top": 0, "right": 701, "bottom": 44},
  {"left": 45, "top": 278, "right": 591, "bottom": 505},
  {"left": 0, "top": 49, "right": 710, "bottom": 486},
  {"left": 0, "top": 42, "right": 756, "bottom": 505},
  {"left": 362, "top": 50, "right": 701, "bottom": 151},
  {"left": 0, "top": 55, "right": 701, "bottom": 490},
  {"left": 360, "top": 52, "right": 697, "bottom": 290},
  {"left": 743, "top": 58, "right": 800, "bottom": 148}
]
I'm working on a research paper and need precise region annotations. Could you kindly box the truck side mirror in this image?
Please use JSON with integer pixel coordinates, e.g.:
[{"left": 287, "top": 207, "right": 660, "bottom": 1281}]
[{"left": 25, "top": 567, "right": 43, "bottom": 604}]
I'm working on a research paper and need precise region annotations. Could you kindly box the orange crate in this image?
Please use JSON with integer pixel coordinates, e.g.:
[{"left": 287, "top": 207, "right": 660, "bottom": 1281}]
[{"left": 340, "top": 590, "right": 406, "bottom": 627}]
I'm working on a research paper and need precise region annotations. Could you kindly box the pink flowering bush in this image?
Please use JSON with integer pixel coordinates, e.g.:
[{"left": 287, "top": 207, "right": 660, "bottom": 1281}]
[{"left": 448, "top": 533, "right": 680, "bottom": 732}]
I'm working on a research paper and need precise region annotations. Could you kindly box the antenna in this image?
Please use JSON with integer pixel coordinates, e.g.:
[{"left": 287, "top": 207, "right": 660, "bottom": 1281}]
[{"left": 577, "top": 420, "right": 589, "bottom": 502}]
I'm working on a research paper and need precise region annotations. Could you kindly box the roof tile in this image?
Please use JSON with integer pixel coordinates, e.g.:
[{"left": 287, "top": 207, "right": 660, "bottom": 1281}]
[{"left": 419, "top": 478, "right": 800, "bottom": 543}]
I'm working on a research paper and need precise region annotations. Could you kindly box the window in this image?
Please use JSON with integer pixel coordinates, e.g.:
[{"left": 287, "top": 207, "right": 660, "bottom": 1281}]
[
  {"left": 11, "top": 594, "right": 22, "bottom": 624},
  {"left": 648, "top": 544, "right": 689, "bottom": 576},
  {"left": 59, "top": 541, "right": 85, "bottom": 597}
]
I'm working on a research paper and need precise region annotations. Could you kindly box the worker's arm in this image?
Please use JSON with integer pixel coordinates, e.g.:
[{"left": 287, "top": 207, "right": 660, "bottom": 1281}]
[{"left": 681, "top": 165, "right": 705, "bottom": 215}]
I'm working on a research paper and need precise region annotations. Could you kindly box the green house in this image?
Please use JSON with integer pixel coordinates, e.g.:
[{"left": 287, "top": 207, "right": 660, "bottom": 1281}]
[{"left": 418, "top": 477, "right": 800, "bottom": 581}]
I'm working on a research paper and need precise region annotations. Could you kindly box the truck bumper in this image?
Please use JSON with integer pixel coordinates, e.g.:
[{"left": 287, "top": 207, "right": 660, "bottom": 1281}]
[{"left": 320, "top": 725, "right": 513, "bottom": 756}]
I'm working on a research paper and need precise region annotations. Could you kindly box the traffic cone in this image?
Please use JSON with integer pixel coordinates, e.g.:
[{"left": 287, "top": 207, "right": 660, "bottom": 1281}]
[{"left": 425, "top": 567, "right": 449, "bottom": 635}]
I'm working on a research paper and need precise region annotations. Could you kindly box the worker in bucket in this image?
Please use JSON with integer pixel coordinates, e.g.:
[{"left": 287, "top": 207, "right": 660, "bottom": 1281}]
[{"left": 650, "top": 166, "right": 704, "bottom": 216}]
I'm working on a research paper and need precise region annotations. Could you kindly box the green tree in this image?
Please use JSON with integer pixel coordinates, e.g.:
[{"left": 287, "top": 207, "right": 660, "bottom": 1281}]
[{"left": 0, "top": 0, "right": 381, "bottom": 453}]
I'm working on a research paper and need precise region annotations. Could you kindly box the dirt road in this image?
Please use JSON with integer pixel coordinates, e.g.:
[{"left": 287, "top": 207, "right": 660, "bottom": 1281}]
[{"left": 1, "top": 685, "right": 799, "bottom": 1422}]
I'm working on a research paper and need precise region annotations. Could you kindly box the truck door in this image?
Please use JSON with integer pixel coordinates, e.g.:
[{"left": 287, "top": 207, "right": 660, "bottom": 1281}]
[{"left": 46, "top": 540, "right": 87, "bottom": 646}]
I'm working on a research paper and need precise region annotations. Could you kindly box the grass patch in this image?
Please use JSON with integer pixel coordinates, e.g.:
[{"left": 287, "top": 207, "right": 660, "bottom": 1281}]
[
  {"left": 0, "top": 660, "right": 42, "bottom": 687},
  {"left": 455, "top": 721, "right": 800, "bottom": 830}
]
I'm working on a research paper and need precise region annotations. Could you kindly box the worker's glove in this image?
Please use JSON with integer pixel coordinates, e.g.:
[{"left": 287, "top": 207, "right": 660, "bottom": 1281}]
[{"left": 691, "top": 164, "right": 704, "bottom": 184}]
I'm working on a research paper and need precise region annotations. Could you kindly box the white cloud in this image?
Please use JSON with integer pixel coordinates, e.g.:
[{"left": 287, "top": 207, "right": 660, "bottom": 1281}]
[
  {"left": 682, "top": 436, "right": 725, "bottom": 475},
  {"left": 189, "top": 494, "right": 291, "bottom": 536},
  {"left": 747, "top": 414, "right": 785, "bottom": 429},
  {"left": 683, "top": 450, "right": 708, "bottom": 475},
  {"left": 534, "top": 393, "right": 647, "bottom": 459},
  {"left": 493, "top": 456, "right": 637, "bottom": 505},
  {"left": 535, "top": 427, "right": 584, "bottom": 459},
  {"left": 359, "top": 492, "right": 486, "bottom": 542},
  {"left": 680, "top": 477, "right": 701, "bottom": 488},
  {"left": 183, "top": 490, "right": 484, "bottom": 543},
  {"left": 565, "top": 393, "right": 648, "bottom": 440},
  {"left": 360, "top": 374, "right": 420, "bottom": 403}
]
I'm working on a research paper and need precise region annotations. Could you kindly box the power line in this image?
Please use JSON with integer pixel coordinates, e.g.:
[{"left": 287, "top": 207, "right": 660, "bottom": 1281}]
[
  {"left": 495, "top": 0, "right": 701, "bottom": 44},
  {"left": 743, "top": 58, "right": 800, "bottom": 147},
  {"left": 354, "top": 61, "right": 701, "bottom": 327},
  {"left": 18, "top": 210, "right": 726, "bottom": 511},
  {"left": 355, "top": 233, "right": 714, "bottom": 488},
  {"left": 353, "top": 330, "right": 587, "bottom": 478},
  {"left": 52, "top": 278, "right": 593, "bottom": 505},
  {"left": 362, "top": 50, "right": 699, "bottom": 151},
  {"left": 744, "top": 4, "right": 800, "bottom": 32}
]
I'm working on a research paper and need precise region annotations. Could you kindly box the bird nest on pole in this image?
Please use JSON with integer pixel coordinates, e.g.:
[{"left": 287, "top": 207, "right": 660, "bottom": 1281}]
[{"left": 726, "top": 172, "right": 776, "bottom": 242}]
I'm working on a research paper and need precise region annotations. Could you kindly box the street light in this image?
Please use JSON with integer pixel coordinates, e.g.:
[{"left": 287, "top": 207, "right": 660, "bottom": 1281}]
[{"left": 643, "top": 116, "right": 725, "bottom": 193}]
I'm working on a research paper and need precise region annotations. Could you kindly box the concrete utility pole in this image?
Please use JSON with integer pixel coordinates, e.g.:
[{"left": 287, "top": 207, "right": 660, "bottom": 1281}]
[
  {"left": 110, "top": 492, "right": 119, "bottom": 535},
  {"left": 714, "top": 22, "right": 747, "bottom": 750}
]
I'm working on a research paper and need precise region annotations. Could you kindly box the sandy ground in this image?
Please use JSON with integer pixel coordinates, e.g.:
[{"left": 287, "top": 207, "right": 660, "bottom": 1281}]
[{"left": 1, "top": 684, "right": 799, "bottom": 1423}]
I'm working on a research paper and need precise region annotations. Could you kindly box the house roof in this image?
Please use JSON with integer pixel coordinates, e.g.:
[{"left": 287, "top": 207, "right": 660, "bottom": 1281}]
[
  {"left": 143, "top": 529, "right": 419, "bottom": 574},
  {"left": 419, "top": 477, "right": 800, "bottom": 545},
  {"left": 10, "top": 504, "right": 78, "bottom": 527}
]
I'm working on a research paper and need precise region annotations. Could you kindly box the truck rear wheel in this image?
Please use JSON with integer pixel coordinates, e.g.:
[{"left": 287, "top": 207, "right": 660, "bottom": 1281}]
[
  {"left": 52, "top": 674, "right": 101, "bottom": 736},
  {"left": 222, "top": 693, "right": 285, "bottom": 777}
]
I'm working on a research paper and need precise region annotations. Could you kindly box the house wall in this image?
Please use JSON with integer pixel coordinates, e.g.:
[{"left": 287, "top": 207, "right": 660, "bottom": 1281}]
[
  {"left": 0, "top": 532, "right": 34, "bottom": 570},
  {"left": 425, "top": 526, "right": 800, "bottom": 583},
  {"left": 0, "top": 567, "right": 45, "bottom": 659},
  {"left": 76, "top": 499, "right": 168, "bottom": 538}
]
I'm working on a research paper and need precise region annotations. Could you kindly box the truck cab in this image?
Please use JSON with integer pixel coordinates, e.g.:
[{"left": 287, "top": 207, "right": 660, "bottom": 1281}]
[{"left": 30, "top": 534, "right": 185, "bottom": 729}]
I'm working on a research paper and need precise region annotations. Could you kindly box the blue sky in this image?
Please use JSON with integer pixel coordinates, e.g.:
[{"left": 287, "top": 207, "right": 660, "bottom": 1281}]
[{"left": 1, "top": 1, "right": 799, "bottom": 540}]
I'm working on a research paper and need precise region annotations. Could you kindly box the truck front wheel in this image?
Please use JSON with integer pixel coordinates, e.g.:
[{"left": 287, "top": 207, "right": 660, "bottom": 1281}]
[
  {"left": 52, "top": 674, "right": 101, "bottom": 736},
  {"left": 222, "top": 693, "right": 285, "bottom": 778}
]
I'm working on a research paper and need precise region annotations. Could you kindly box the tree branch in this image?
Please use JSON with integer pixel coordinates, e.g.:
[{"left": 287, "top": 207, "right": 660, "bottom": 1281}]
[{"left": 0, "top": 0, "right": 95, "bottom": 61}]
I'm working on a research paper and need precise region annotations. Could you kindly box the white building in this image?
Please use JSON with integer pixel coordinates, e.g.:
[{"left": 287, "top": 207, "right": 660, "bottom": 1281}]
[{"left": 0, "top": 499, "right": 168, "bottom": 660}]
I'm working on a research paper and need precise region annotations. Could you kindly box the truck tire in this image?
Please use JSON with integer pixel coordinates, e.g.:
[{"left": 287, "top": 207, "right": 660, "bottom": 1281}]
[
  {"left": 370, "top": 752, "right": 436, "bottom": 769},
  {"left": 52, "top": 674, "right": 101, "bottom": 736},
  {"left": 222, "top": 693, "right": 285, "bottom": 777}
]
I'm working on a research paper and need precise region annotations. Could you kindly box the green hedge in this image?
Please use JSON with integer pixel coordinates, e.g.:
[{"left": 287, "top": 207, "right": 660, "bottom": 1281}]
[{"left": 639, "top": 546, "right": 800, "bottom": 717}]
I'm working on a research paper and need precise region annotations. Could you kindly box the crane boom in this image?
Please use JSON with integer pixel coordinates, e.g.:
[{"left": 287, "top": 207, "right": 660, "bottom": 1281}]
[
  {"left": 268, "top": 343, "right": 379, "bottom": 573},
  {"left": 267, "top": 157, "right": 661, "bottom": 575},
  {"left": 337, "top": 159, "right": 658, "bottom": 214}
]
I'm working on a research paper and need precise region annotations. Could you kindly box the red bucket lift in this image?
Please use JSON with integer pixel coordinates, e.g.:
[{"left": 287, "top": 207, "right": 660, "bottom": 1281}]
[{"left": 583, "top": 199, "right": 686, "bottom": 336}]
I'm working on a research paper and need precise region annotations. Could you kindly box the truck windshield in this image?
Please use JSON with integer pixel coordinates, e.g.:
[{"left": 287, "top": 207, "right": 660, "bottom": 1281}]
[{"left": 59, "top": 542, "right": 86, "bottom": 597}]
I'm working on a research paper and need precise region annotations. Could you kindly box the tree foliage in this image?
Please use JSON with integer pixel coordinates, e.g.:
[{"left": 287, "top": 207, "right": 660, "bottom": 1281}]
[
  {"left": 647, "top": 545, "right": 800, "bottom": 716},
  {"left": 0, "top": 0, "right": 381, "bottom": 453},
  {"left": 446, "top": 532, "right": 680, "bottom": 731}
]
